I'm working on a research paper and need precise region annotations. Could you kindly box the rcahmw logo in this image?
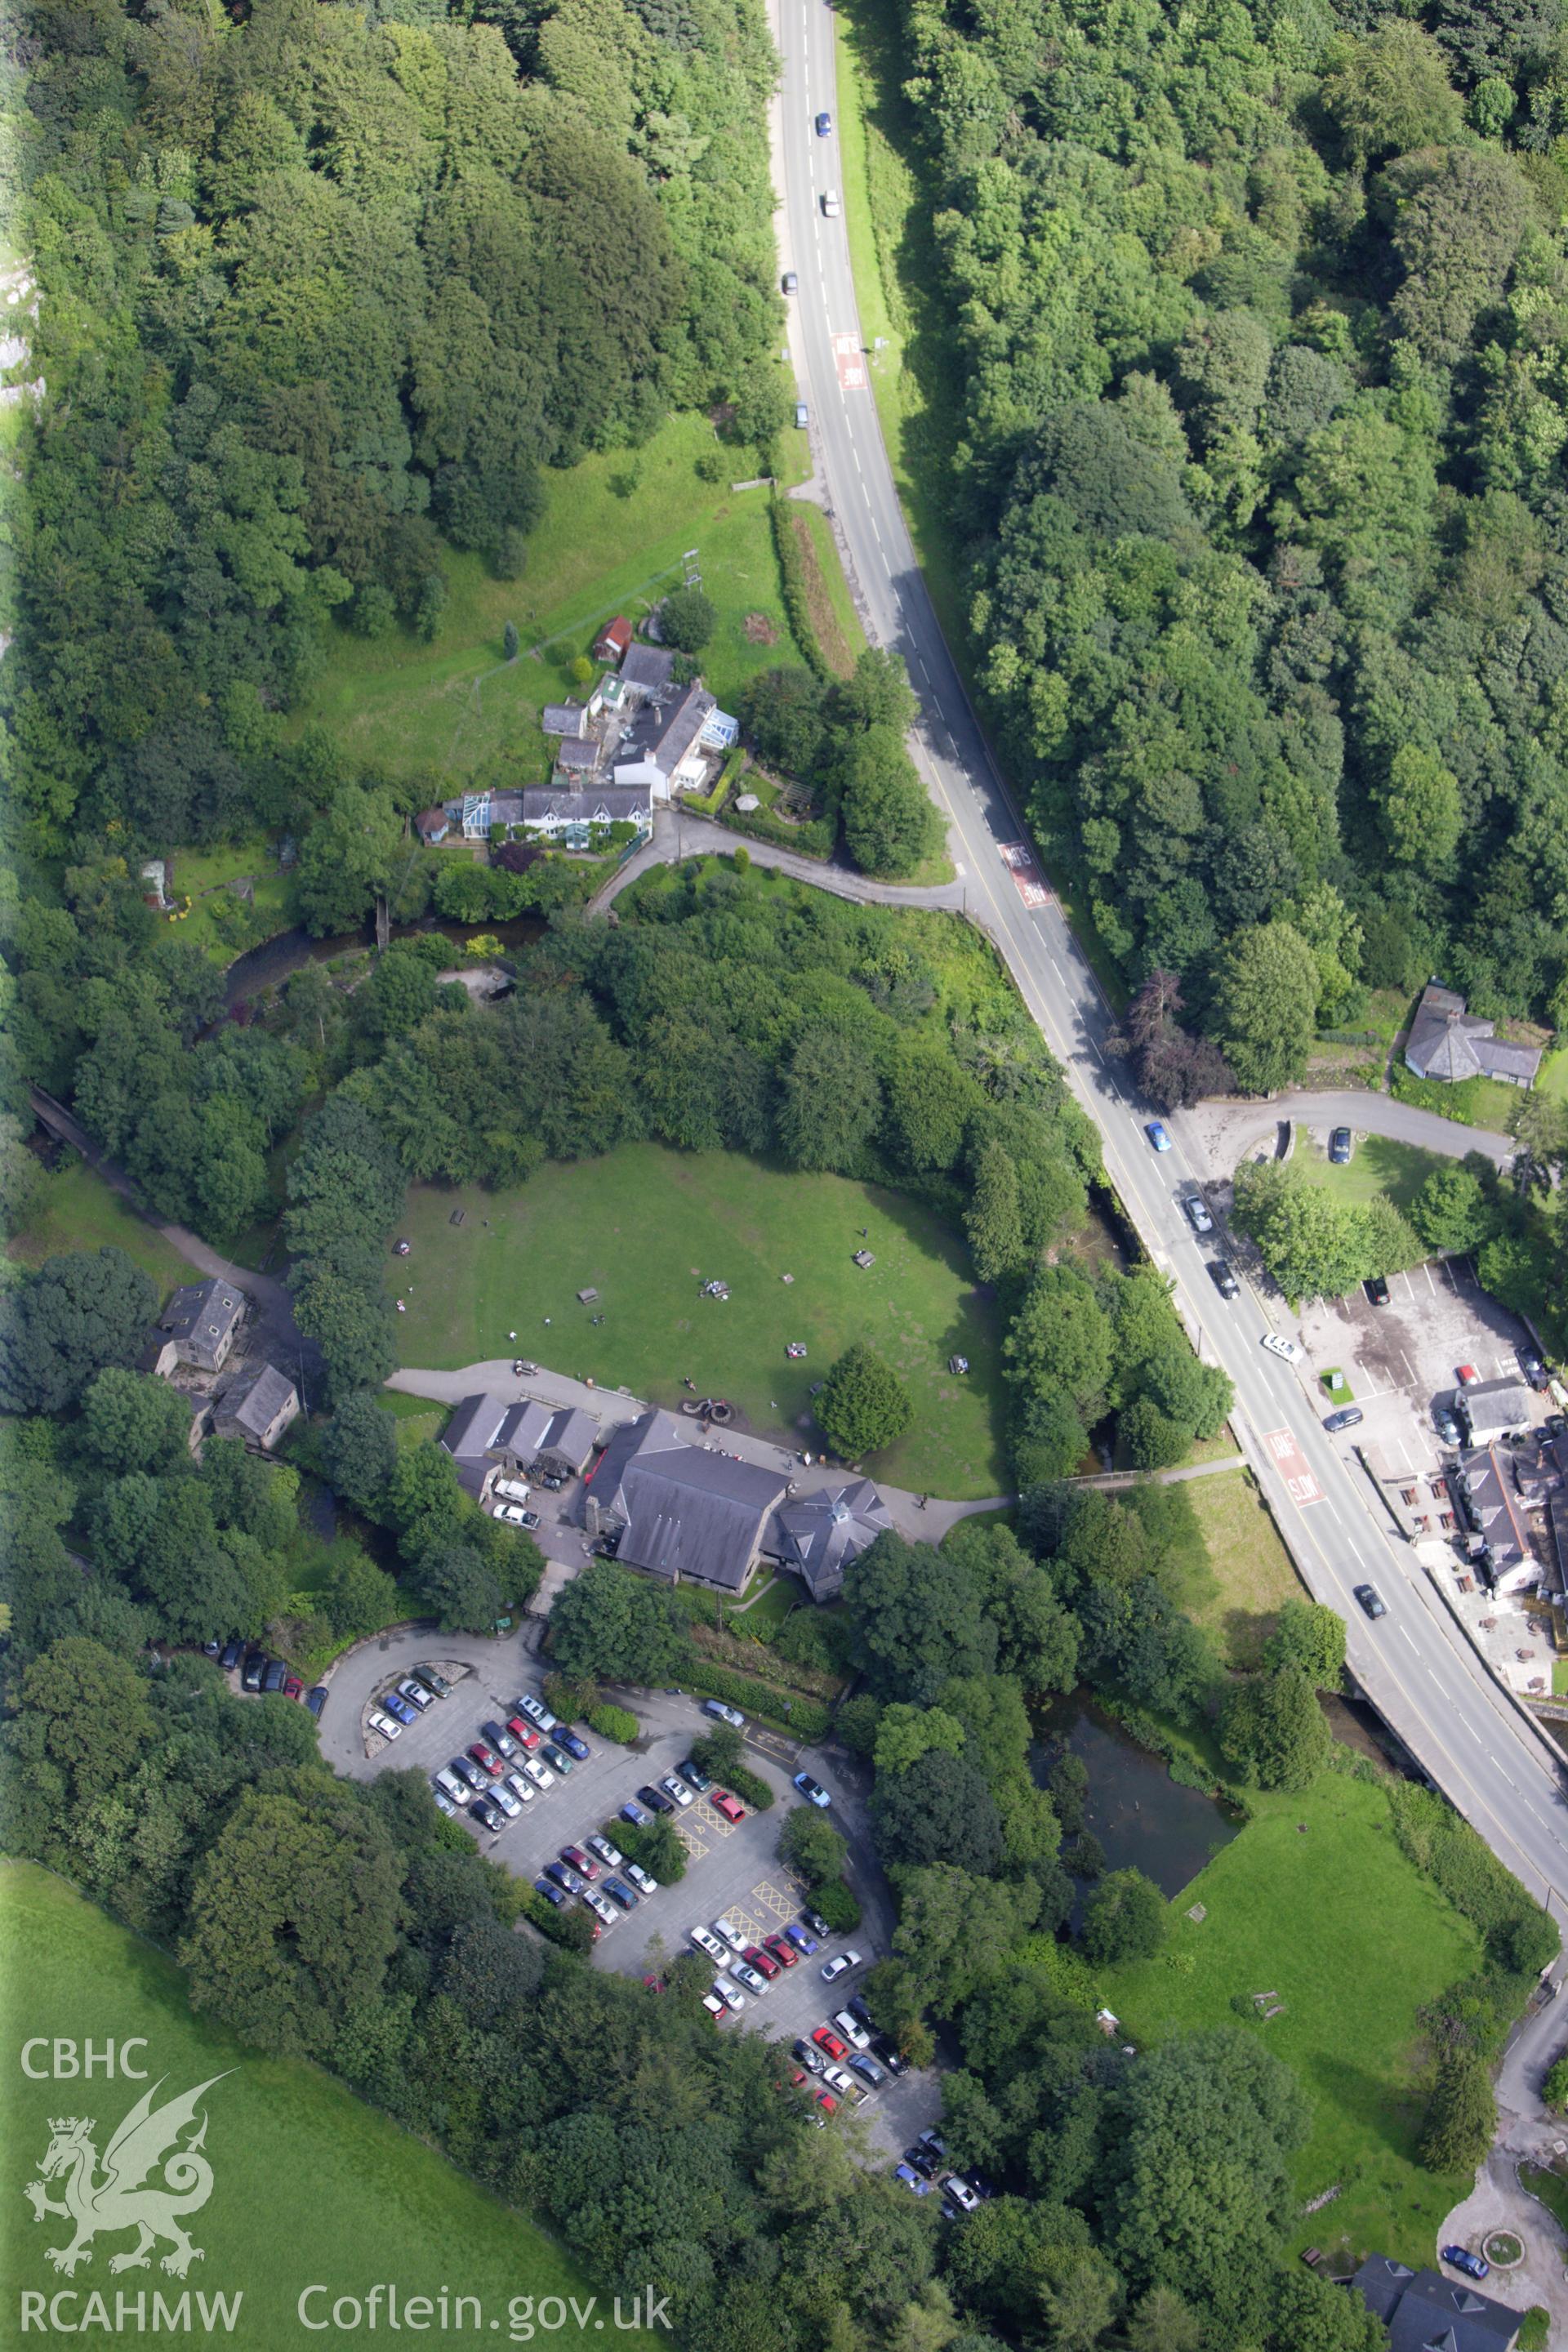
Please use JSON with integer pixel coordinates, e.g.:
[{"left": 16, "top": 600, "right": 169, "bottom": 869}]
[{"left": 19, "top": 2047, "right": 243, "bottom": 2334}]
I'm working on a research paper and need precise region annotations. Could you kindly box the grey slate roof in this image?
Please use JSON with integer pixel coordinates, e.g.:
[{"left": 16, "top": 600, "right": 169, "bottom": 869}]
[
  {"left": 1405, "top": 982, "right": 1543, "bottom": 1085},
  {"left": 541, "top": 703, "right": 587, "bottom": 738},
  {"left": 553, "top": 737, "right": 604, "bottom": 777},
  {"left": 620, "top": 644, "right": 677, "bottom": 697},
  {"left": 159, "top": 1279, "right": 246, "bottom": 1373},
  {"left": 1451, "top": 1444, "right": 1535, "bottom": 1580},
  {"left": 1351, "top": 2256, "right": 1518, "bottom": 2352},
  {"left": 1458, "top": 1378, "right": 1535, "bottom": 1443},
  {"left": 441, "top": 1393, "right": 602, "bottom": 1496},
  {"left": 612, "top": 684, "right": 715, "bottom": 782},
  {"left": 771, "top": 1478, "right": 893, "bottom": 1601},
  {"left": 587, "top": 1410, "right": 788, "bottom": 1590},
  {"left": 523, "top": 786, "right": 650, "bottom": 826},
  {"left": 217, "top": 1361, "right": 297, "bottom": 1441}
]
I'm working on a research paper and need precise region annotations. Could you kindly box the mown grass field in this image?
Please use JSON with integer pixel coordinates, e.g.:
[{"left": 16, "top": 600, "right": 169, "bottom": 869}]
[
  {"left": 1098, "top": 1771, "right": 1481, "bottom": 2268},
  {"left": 7, "top": 1160, "right": 194, "bottom": 1299},
  {"left": 1294, "top": 1131, "right": 1449, "bottom": 1218},
  {"left": 2, "top": 1865, "right": 666, "bottom": 2352},
  {"left": 1178, "top": 1469, "right": 1308, "bottom": 1669},
  {"left": 390, "top": 1143, "right": 1007, "bottom": 1496},
  {"left": 296, "top": 414, "right": 808, "bottom": 793}
]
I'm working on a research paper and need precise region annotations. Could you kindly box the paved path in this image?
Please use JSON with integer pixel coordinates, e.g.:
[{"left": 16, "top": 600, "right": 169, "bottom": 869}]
[
  {"left": 589, "top": 805, "right": 964, "bottom": 918},
  {"left": 1176, "top": 1089, "right": 1514, "bottom": 1182},
  {"left": 386, "top": 1357, "right": 1009, "bottom": 1539},
  {"left": 1073, "top": 1453, "right": 1247, "bottom": 1490}
]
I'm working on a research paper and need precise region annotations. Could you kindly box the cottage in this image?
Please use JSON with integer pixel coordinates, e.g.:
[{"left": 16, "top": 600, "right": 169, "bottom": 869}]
[
  {"left": 1405, "top": 983, "right": 1543, "bottom": 1089},
  {"left": 541, "top": 703, "right": 589, "bottom": 740},
  {"left": 1349, "top": 2256, "right": 1518, "bottom": 2352},
  {"left": 1458, "top": 1378, "right": 1535, "bottom": 1446},
  {"left": 1449, "top": 1444, "right": 1539, "bottom": 1592},
  {"left": 415, "top": 807, "right": 451, "bottom": 845},
  {"left": 554, "top": 737, "right": 605, "bottom": 778},
  {"left": 770, "top": 1478, "right": 892, "bottom": 1602},
  {"left": 612, "top": 683, "right": 719, "bottom": 795},
  {"left": 618, "top": 644, "right": 678, "bottom": 701},
  {"left": 457, "top": 790, "right": 526, "bottom": 840},
  {"left": 521, "top": 785, "right": 653, "bottom": 840},
  {"left": 441, "top": 1393, "right": 600, "bottom": 1501},
  {"left": 159, "top": 1279, "right": 247, "bottom": 1374},
  {"left": 214, "top": 1362, "right": 300, "bottom": 1452},
  {"left": 593, "top": 616, "right": 633, "bottom": 664},
  {"left": 583, "top": 1410, "right": 789, "bottom": 1592}
]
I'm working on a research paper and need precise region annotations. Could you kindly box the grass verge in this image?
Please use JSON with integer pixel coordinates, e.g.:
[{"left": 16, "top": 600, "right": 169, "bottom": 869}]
[{"left": 7, "top": 1158, "right": 196, "bottom": 1298}]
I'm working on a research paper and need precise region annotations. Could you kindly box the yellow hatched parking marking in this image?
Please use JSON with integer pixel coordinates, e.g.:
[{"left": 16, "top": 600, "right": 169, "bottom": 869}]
[{"left": 752, "top": 1878, "right": 798, "bottom": 1923}]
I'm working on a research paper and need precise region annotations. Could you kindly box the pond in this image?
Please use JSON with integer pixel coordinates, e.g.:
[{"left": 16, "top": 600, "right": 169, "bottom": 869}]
[
  {"left": 221, "top": 910, "right": 546, "bottom": 1007},
  {"left": 1032, "top": 1692, "right": 1239, "bottom": 1921}
]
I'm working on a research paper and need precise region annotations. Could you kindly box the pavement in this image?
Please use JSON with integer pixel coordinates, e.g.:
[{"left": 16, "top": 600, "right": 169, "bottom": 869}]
[
  {"left": 768, "top": 0, "right": 1568, "bottom": 1925},
  {"left": 385, "top": 1358, "right": 1010, "bottom": 1543}
]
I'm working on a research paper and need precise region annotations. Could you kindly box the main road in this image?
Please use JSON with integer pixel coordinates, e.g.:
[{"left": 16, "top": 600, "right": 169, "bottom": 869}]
[{"left": 768, "top": 0, "right": 1568, "bottom": 1917}]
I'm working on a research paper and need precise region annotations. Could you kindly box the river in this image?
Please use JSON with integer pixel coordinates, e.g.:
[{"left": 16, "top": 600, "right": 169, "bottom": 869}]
[{"left": 223, "top": 911, "right": 546, "bottom": 1008}]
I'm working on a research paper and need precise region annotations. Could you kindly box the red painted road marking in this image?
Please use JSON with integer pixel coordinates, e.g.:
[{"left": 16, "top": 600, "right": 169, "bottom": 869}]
[
  {"left": 831, "top": 332, "right": 867, "bottom": 391},
  {"left": 1263, "top": 1425, "right": 1322, "bottom": 1508},
  {"left": 998, "top": 840, "right": 1050, "bottom": 908}
]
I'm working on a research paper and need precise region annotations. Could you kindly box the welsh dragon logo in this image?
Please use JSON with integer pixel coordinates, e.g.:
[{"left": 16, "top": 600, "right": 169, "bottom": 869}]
[{"left": 24, "top": 2074, "right": 230, "bottom": 2278}]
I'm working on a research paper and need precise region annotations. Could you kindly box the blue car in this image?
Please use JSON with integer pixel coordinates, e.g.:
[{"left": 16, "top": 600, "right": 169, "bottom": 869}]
[
  {"left": 382, "top": 1691, "right": 417, "bottom": 1726},
  {"left": 555, "top": 1730, "right": 590, "bottom": 1762},
  {"left": 815, "top": 109, "right": 832, "bottom": 135},
  {"left": 793, "top": 1772, "right": 831, "bottom": 1809},
  {"left": 1441, "top": 2247, "right": 1489, "bottom": 2281},
  {"left": 620, "top": 1799, "right": 651, "bottom": 1827},
  {"left": 1146, "top": 1120, "right": 1172, "bottom": 1152},
  {"left": 784, "top": 1923, "right": 819, "bottom": 1956},
  {"left": 894, "top": 2164, "right": 930, "bottom": 2197},
  {"left": 604, "top": 1877, "right": 638, "bottom": 1910},
  {"left": 533, "top": 1878, "right": 566, "bottom": 1909}
]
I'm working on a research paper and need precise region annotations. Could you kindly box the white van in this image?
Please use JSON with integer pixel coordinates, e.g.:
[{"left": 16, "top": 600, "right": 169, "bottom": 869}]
[{"left": 493, "top": 1477, "right": 531, "bottom": 1504}]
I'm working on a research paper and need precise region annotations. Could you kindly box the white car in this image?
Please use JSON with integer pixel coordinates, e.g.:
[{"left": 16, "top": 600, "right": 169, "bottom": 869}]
[
  {"left": 367, "top": 1708, "right": 401, "bottom": 1741},
  {"left": 492, "top": 1782, "right": 521, "bottom": 1819},
  {"left": 522, "top": 1756, "right": 555, "bottom": 1790},
  {"left": 822, "top": 2064, "right": 856, "bottom": 2096},
  {"left": 397, "top": 1678, "right": 434, "bottom": 1710},
  {"left": 713, "top": 1916, "right": 748, "bottom": 1953},
  {"left": 1261, "top": 1332, "right": 1302, "bottom": 1362},
  {"left": 434, "top": 1767, "right": 467, "bottom": 1802},
  {"left": 586, "top": 1891, "right": 617, "bottom": 1927},
  {"left": 626, "top": 1862, "right": 658, "bottom": 1895},
  {"left": 492, "top": 1503, "right": 530, "bottom": 1525},
  {"left": 588, "top": 1833, "right": 624, "bottom": 1869},
  {"left": 702, "top": 1991, "right": 728, "bottom": 2020},
  {"left": 821, "top": 189, "right": 840, "bottom": 216},
  {"left": 1182, "top": 1193, "right": 1214, "bottom": 1235},
  {"left": 504, "top": 1770, "right": 535, "bottom": 1806},
  {"left": 822, "top": 1950, "right": 862, "bottom": 1981},
  {"left": 832, "top": 2009, "right": 871, "bottom": 2050},
  {"left": 713, "top": 1975, "right": 747, "bottom": 2011},
  {"left": 691, "top": 1924, "right": 727, "bottom": 1963},
  {"left": 945, "top": 2178, "right": 982, "bottom": 2214},
  {"left": 661, "top": 1775, "right": 693, "bottom": 1809},
  {"left": 731, "top": 1959, "right": 768, "bottom": 1996}
]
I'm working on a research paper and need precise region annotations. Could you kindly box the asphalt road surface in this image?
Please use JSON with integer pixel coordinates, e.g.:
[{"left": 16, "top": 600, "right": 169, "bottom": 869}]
[{"left": 770, "top": 0, "right": 1568, "bottom": 1918}]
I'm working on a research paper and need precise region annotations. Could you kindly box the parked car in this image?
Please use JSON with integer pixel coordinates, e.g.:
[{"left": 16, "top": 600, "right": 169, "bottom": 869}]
[
  {"left": 1329, "top": 1126, "right": 1352, "bottom": 1164},
  {"left": 305, "top": 1685, "right": 329, "bottom": 1719},
  {"left": 242, "top": 1650, "right": 266, "bottom": 1691},
  {"left": 785, "top": 1923, "right": 819, "bottom": 1956},
  {"left": 555, "top": 1845, "right": 595, "bottom": 1882},
  {"left": 261, "top": 1659, "right": 289, "bottom": 1695},
  {"left": 679, "top": 1756, "right": 713, "bottom": 1792},
  {"left": 533, "top": 1878, "right": 566, "bottom": 1909},
  {"left": 792, "top": 1772, "right": 831, "bottom": 1808},
  {"left": 470, "top": 1797, "right": 503, "bottom": 1833},
  {"left": 794, "top": 401, "right": 809, "bottom": 430},
  {"left": 832, "top": 2009, "right": 871, "bottom": 2049},
  {"left": 555, "top": 1730, "right": 590, "bottom": 1762},
  {"left": 626, "top": 1861, "right": 658, "bottom": 1896},
  {"left": 793, "top": 2038, "right": 826, "bottom": 2076},
  {"left": 703, "top": 1699, "right": 746, "bottom": 1728},
  {"left": 467, "top": 1741, "right": 505, "bottom": 1779},
  {"left": 283, "top": 1675, "right": 303, "bottom": 1701},
  {"left": 588, "top": 1833, "right": 624, "bottom": 1869},
  {"left": 409, "top": 1663, "right": 451, "bottom": 1699},
  {"left": 849, "top": 2052, "right": 886, "bottom": 2087},
  {"left": 691, "top": 1925, "right": 727, "bottom": 1963},
  {"left": 782, "top": 270, "right": 799, "bottom": 294},
  {"left": 822, "top": 2064, "right": 857, "bottom": 2098},
  {"left": 731, "top": 1959, "right": 768, "bottom": 1996},
  {"left": 546, "top": 1861, "right": 586, "bottom": 1896},
  {"left": 1209, "top": 1259, "right": 1240, "bottom": 1300},
  {"left": 517, "top": 1694, "right": 558, "bottom": 1732},
  {"left": 604, "top": 1877, "right": 639, "bottom": 1911},
  {"left": 1146, "top": 1120, "right": 1172, "bottom": 1152},
  {"left": 492, "top": 1503, "right": 532, "bottom": 1526},
  {"left": 1323, "top": 1406, "right": 1363, "bottom": 1433},
  {"left": 943, "top": 2176, "right": 982, "bottom": 2214},
  {"left": 540, "top": 1743, "right": 574, "bottom": 1775},
  {"left": 1521, "top": 1347, "right": 1550, "bottom": 1391},
  {"left": 800, "top": 1908, "right": 831, "bottom": 1940},
  {"left": 503, "top": 1770, "right": 535, "bottom": 1806},
  {"left": 872, "top": 2035, "right": 907, "bottom": 2075},
  {"left": 713, "top": 1917, "right": 748, "bottom": 1953},
  {"left": 449, "top": 1755, "right": 484, "bottom": 1792},
  {"left": 660, "top": 1774, "right": 693, "bottom": 1808},
  {"left": 743, "top": 1944, "right": 781, "bottom": 1980},
  {"left": 220, "top": 1636, "right": 244, "bottom": 1672},
  {"left": 1434, "top": 1402, "right": 1464, "bottom": 1446},
  {"left": 381, "top": 1690, "right": 416, "bottom": 1725},
  {"left": 481, "top": 1720, "right": 518, "bottom": 1757},
  {"left": 367, "top": 1708, "right": 400, "bottom": 1741},
  {"left": 702, "top": 1991, "right": 728, "bottom": 2020},
  {"left": 764, "top": 1934, "right": 799, "bottom": 1970},
  {"left": 710, "top": 1789, "right": 746, "bottom": 1824},
  {"left": 1182, "top": 1192, "right": 1214, "bottom": 1234},
  {"left": 815, "top": 108, "right": 832, "bottom": 133},
  {"left": 1441, "top": 2247, "right": 1489, "bottom": 2282},
  {"left": 1457, "top": 1363, "right": 1480, "bottom": 1385},
  {"left": 491, "top": 1782, "right": 521, "bottom": 1819},
  {"left": 813, "top": 2028, "right": 849, "bottom": 2060},
  {"left": 713, "top": 1976, "right": 747, "bottom": 2011},
  {"left": 434, "top": 1767, "right": 468, "bottom": 1803},
  {"left": 1353, "top": 1583, "right": 1387, "bottom": 1619},
  {"left": 822, "top": 1950, "right": 862, "bottom": 1982},
  {"left": 505, "top": 1717, "right": 541, "bottom": 1750},
  {"left": 904, "top": 2143, "right": 941, "bottom": 2180},
  {"left": 894, "top": 2164, "right": 931, "bottom": 2197},
  {"left": 539, "top": 1472, "right": 565, "bottom": 1491},
  {"left": 202, "top": 1637, "right": 223, "bottom": 1658},
  {"left": 522, "top": 1755, "right": 555, "bottom": 1790},
  {"left": 620, "top": 1798, "right": 649, "bottom": 1826},
  {"left": 1261, "top": 1332, "right": 1301, "bottom": 1361},
  {"left": 586, "top": 1891, "right": 617, "bottom": 1927},
  {"left": 637, "top": 1782, "right": 673, "bottom": 1814},
  {"left": 397, "top": 1678, "right": 433, "bottom": 1711},
  {"left": 1365, "top": 1274, "right": 1391, "bottom": 1306},
  {"left": 433, "top": 1788, "right": 457, "bottom": 1819},
  {"left": 516, "top": 1509, "right": 541, "bottom": 1530}
]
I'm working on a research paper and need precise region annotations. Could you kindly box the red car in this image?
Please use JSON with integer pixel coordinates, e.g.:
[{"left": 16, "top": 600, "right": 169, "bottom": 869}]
[
  {"left": 813, "top": 2027, "right": 848, "bottom": 2060},
  {"left": 1456, "top": 1364, "right": 1479, "bottom": 1385},
  {"left": 710, "top": 1789, "right": 746, "bottom": 1824},
  {"left": 817, "top": 2091, "right": 838, "bottom": 2114},
  {"left": 283, "top": 1675, "right": 303, "bottom": 1701},
  {"left": 468, "top": 1742, "right": 505, "bottom": 1780},
  {"left": 560, "top": 1845, "right": 599, "bottom": 1882},
  {"left": 764, "top": 1935, "right": 799, "bottom": 1970},
  {"left": 506, "top": 1717, "right": 541, "bottom": 1750},
  {"left": 742, "top": 1944, "right": 781, "bottom": 1980}
]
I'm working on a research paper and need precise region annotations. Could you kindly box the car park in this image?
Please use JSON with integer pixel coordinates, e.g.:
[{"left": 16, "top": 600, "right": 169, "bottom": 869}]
[
  {"left": 743, "top": 1944, "right": 780, "bottom": 1980},
  {"left": 692, "top": 1925, "right": 727, "bottom": 1963},
  {"left": 220, "top": 1636, "right": 244, "bottom": 1672},
  {"left": 661, "top": 1774, "right": 693, "bottom": 1808},
  {"left": 785, "top": 1923, "right": 819, "bottom": 1956},
  {"left": 711, "top": 1789, "right": 746, "bottom": 1824},
  {"left": 731, "top": 1959, "right": 768, "bottom": 1996},
  {"left": 1329, "top": 1127, "right": 1352, "bottom": 1164},
  {"left": 604, "top": 1878, "right": 638, "bottom": 1911},
  {"left": 626, "top": 1861, "right": 658, "bottom": 1895},
  {"left": 561, "top": 1844, "right": 599, "bottom": 1881},
  {"left": 792, "top": 1773, "right": 831, "bottom": 1807},
  {"left": 588, "top": 1833, "right": 624, "bottom": 1869},
  {"left": 638, "top": 1782, "right": 673, "bottom": 1814},
  {"left": 541, "top": 1743, "right": 574, "bottom": 1775},
  {"left": 832, "top": 2009, "right": 871, "bottom": 2049},
  {"left": 305, "top": 1685, "right": 329, "bottom": 1719},
  {"left": 506, "top": 1717, "right": 541, "bottom": 1749},
  {"left": 397, "top": 1678, "right": 433, "bottom": 1711},
  {"left": 1146, "top": 1120, "right": 1171, "bottom": 1152},
  {"left": 492, "top": 1782, "right": 521, "bottom": 1819},
  {"left": 522, "top": 1756, "right": 555, "bottom": 1790},
  {"left": 813, "top": 2028, "right": 848, "bottom": 2060},
  {"left": 504, "top": 1770, "right": 535, "bottom": 1806},
  {"left": 822, "top": 1951, "right": 861, "bottom": 1981},
  {"left": 1261, "top": 1332, "right": 1301, "bottom": 1361},
  {"left": 1441, "top": 2248, "right": 1489, "bottom": 2282},
  {"left": 679, "top": 1756, "right": 712, "bottom": 1791},
  {"left": 764, "top": 1935, "right": 798, "bottom": 1969},
  {"left": 1323, "top": 1406, "right": 1363, "bottom": 1432},
  {"left": 409, "top": 1664, "right": 451, "bottom": 1699},
  {"left": 1209, "top": 1259, "right": 1240, "bottom": 1300},
  {"left": 1182, "top": 1192, "right": 1214, "bottom": 1234},
  {"left": 1365, "top": 1274, "right": 1390, "bottom": 1306},
  {"left": 1354, "top": 1583, "right": 1387, "bottom": 1619},
  {"left": 468, "top": 1741, "right": 504, "bottom": 1779},
  {"left": 555, "top": 1730, "right": 590, "bottom": 1762},
  {"left": 703, "top": 1699, "right": 746, "bottom": 1728},
  {"left": 481, "top": 1720, "right": 518, "bottom": 1757},
  {"left": 368, "top": 1708, "right": 401, "bottom": 1741},
  {"left": 713, "top": 1975, "right": 747, "bottom": 2011}
]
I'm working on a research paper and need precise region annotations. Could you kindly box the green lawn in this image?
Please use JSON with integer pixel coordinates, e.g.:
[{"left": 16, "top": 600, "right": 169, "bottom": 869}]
[
  {"left": 390, "top": 1143, "right": 1006, "bottom": 1496},
  {"left": 1390, "top": 1061, "right": 1525, "bottom": 1136},
  {"left": 162, "top": 838, "right": 295, "bottom": 969},
  {"left": 296, "top": 414, "right": 808, "bottom": 792},
  {"left": 7, "top": 1159, "right": 195, "bottom": 1299},
  {"left": 1537, "top": 1047, "right": 1568, "bottom": 1104},
  {"left": 1, "top": 1864, "right": 667, "bottom": 2351},
  {"left": 1097, "top": 1771, "right": 1482, "bottom": 2267},
  {"left": 1178, "top": 1470, "right": 1309, "bottom": 1669},
  {"left": 1295, "top": 1132, "right": 1446, "bottom": 1218}
]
